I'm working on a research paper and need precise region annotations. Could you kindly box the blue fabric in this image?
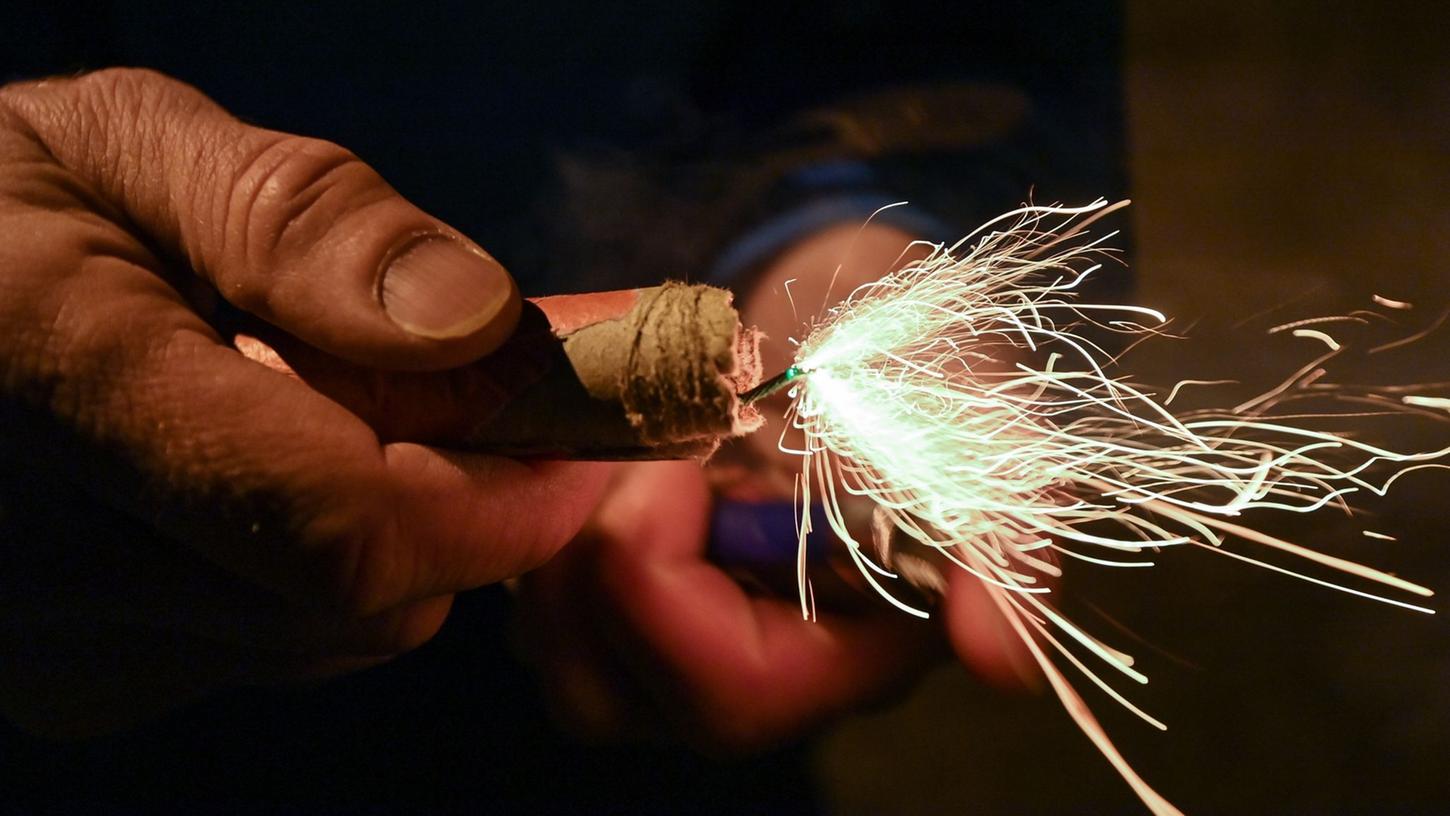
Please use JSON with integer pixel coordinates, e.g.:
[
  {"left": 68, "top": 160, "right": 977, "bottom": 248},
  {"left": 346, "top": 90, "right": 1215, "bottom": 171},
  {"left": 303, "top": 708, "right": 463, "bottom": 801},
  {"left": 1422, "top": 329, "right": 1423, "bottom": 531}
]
[
  {"left": 708, "top": 499, "right": 833, "bottom": 566},
  {"left": 0, "top": 2, "right": 1127, "bottom": 811},
  {"left": 708, "top": 192, "right": 954, "bottom": 286}
]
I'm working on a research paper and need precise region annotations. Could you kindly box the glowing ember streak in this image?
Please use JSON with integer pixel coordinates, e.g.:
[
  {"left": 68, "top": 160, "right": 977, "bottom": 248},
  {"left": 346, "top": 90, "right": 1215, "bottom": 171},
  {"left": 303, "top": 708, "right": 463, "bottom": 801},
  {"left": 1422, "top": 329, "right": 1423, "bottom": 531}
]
[
  {"left": 1404, "top": 395, "right": 1450, "bottom": 414},
  {"left": 1373, "top": 294, "right": 1415, "bottom": 310},
  {"left": 775, "top": 200, "right": 1448, "bottom": 815}
]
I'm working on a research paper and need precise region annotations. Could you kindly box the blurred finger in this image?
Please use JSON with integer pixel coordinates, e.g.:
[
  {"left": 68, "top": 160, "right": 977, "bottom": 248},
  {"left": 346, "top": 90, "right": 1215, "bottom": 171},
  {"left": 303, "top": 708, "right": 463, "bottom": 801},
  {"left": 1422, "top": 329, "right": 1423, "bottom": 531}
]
[
  {"left": 942, "top": 566, "right": 1042, "bottom": 691},
  {"left": 583, "top": 461, "right": 935, "bottom": 750}
]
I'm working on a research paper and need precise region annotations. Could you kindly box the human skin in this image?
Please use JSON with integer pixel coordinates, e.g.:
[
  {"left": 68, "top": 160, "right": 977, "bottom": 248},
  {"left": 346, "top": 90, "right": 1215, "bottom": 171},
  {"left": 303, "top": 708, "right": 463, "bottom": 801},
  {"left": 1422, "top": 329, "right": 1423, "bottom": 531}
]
[
  {"left": 737, "top": 224, "right": 1040, "bottom": 691},
  {"left": 0, "top": 68, "right": 617, "bottom": 737},
  {"left": 514, "top": 225, "right": 1040, "bottom": 752},
  {"left": 0, "top": 69, "right": 962, "bottom": 747}
]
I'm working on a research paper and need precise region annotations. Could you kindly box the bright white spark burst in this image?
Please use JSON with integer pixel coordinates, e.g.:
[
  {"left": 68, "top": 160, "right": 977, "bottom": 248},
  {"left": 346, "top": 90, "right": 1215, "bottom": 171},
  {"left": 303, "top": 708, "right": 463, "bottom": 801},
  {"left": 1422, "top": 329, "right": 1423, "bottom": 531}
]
[{"left": 777, "top": 200, "right": 1449, "bottom": 815}]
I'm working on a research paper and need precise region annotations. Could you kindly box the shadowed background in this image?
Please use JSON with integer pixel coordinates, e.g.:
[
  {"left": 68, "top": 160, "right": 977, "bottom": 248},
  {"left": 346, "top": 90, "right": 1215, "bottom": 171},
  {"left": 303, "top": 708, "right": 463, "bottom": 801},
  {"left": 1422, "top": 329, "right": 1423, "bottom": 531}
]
[
  {"left": 2, "top": 1, "right": 1446, "bottom": 813},
  {"left": 817, "top": 3, "right": 1450, "bottom": 812}
]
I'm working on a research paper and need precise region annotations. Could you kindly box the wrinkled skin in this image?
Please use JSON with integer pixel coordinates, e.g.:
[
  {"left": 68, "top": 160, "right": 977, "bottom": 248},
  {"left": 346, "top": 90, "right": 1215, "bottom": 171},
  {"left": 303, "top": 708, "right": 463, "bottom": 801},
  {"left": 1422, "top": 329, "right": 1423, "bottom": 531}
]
[
  {"left": 0, "top": 69, "right": 1026, "bottom": 751},
  {"left": 0, "top": 68, "right": 611, "bottom": 737}
]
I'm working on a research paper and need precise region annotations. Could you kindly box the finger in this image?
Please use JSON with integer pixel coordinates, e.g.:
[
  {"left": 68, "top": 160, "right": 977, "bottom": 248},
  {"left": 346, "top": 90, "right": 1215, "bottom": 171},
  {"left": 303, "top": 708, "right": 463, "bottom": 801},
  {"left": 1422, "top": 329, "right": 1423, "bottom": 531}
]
[
  {"left": 230, "top": 302, "right": 560, "bottom": 445},
  {"left": 1, "top": 68, "right": 516, "bottom": 370},
  {"left": 614, "top": 572, "right": 935, "bottom": 751},
  {"left": 942, "top": 566, "right": 1042, "bottom": 691},
  {"left": 229, "top": 285, "right": 736, "bottom": 454},
  {"left": 0, "top": 210, "right": 609, "bottom": 614},
  {"left": 0, "top": 116, "right": 614, "bottom": 615},
  {"left": 585, "top": 462, "right": 935, "bottom": 750}
]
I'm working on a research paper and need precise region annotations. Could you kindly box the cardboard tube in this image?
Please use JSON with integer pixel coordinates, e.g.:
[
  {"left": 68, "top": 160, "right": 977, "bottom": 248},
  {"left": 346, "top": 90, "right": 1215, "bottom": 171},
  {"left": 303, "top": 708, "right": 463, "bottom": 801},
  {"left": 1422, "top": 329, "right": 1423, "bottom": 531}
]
[
  {"left": 475, "top": 282, "right": 764, "bottom": 458},
  {"left": 236, "top": 283, "right": 764, "bottom": 460}
]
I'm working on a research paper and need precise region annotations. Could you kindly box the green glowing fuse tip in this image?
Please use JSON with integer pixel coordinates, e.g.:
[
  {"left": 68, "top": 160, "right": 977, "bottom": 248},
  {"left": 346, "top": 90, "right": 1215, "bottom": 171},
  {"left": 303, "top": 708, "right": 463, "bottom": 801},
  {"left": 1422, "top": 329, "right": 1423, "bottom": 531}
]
[{"left": 740, "top": 365, "right": 804, "bottom": 405}]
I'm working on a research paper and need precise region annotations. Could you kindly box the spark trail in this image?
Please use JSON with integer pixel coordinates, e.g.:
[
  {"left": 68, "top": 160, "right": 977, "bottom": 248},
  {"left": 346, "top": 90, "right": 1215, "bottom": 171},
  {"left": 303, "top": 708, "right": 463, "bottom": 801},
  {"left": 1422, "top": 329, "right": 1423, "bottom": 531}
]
[{"left": 776, "top": 200, "right": 1448, "bottom": 815}]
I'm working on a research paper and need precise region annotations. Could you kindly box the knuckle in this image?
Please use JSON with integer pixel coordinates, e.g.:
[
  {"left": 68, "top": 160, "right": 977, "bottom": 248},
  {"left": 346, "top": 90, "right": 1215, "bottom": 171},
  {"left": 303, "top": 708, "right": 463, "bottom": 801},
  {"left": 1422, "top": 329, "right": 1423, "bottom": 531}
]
[
  {"left": 0, "top": 68, "right": 211, "bottom": 207},
  {"left": 28, "top": 261, "right": 189, "bottom": 436},
  {"left": 0, "top": 79, "right": 31, "bottom": 118},
  {"left": 72, "top": 67, "right": 174, "bottom": 97},
  {"left": 69, "top": 69, "right": 214, "bottom": 134},
  {"left": 67, "top": 67, "right": 170, "bottom": 119},
  {"left": 222, "top": 135, "right": 384, "bottom": 308},
  {"left": 0, "top": 76, "right": 105, "bottom": 167},
  {"left": 3, "top": 68, "right": 165, "bottom": 138},
  {"left": 0, "top": 67, "right": 161, "bottom": 108}
]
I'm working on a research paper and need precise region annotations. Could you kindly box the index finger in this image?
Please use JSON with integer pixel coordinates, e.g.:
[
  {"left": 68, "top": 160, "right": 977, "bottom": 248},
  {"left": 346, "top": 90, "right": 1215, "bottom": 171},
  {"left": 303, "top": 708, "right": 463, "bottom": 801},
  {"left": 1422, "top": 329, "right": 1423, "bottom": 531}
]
[
  {"left": 586, "top": 461, "right": 935, "bottom": 748},
  {"left": 0, "top": 185, "right": 608, "bottom": 616}
]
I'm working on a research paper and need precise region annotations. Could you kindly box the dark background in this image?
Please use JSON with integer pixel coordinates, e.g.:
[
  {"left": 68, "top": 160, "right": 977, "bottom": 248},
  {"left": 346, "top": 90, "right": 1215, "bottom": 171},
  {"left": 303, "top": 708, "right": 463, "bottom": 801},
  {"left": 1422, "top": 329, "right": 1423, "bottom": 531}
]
[{"left": 3, "top": 1, "right": 1448, "bottom": 813}]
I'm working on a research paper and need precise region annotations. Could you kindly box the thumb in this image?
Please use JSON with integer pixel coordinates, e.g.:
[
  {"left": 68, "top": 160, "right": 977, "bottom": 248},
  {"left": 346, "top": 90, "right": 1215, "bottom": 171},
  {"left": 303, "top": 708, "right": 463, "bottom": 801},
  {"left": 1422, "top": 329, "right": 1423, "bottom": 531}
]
[{"left": 1, "top": 68, "right": 514, "bottom": 370}]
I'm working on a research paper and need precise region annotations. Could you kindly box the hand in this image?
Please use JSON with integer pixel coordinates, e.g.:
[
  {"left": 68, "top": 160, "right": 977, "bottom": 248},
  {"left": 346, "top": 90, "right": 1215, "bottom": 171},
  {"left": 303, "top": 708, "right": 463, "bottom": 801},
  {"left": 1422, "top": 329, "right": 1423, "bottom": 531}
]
[
  {"left": 514, "top": 224, "right": 1037, "bottom": 753},
  {"left": 515, "top": 460, "right": 939, "bottom": 752},
  {"left": 741, "top": 221, "right": 1041, "bottom": 691},
  {"left": 0, "top": 69, "right": 611, "bottom": 738}
]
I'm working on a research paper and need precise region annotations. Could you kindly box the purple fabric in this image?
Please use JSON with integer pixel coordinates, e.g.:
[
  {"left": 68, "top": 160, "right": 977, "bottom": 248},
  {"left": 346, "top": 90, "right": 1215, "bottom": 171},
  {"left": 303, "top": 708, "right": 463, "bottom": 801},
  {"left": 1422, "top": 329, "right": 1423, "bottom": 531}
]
[{"left": 707, "top": 499, "right": 835, "bottom": 566}]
